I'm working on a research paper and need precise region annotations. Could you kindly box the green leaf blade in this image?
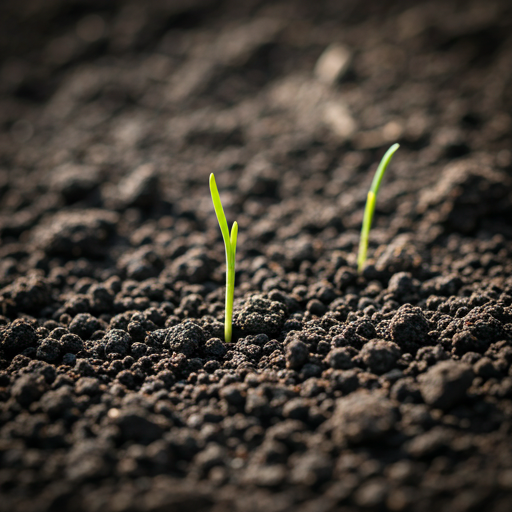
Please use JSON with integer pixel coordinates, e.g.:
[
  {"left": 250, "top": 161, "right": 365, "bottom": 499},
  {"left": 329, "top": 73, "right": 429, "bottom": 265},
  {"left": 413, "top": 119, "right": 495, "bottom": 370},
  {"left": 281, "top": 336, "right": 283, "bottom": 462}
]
[
  {"left": 370, "top": 143, "right": 400, "bottom": 195},
  {"left": 357, "top": 191, "right": 376, "bottom": 273},
  {"left": 209, "top": 173, "right": 238, "bottom": 343},
  {"left": 357, "top": 144, "right": 399, "bottom": 274},
  {"left": 229, "top": 221, "right": 238, "bottom": 264},
  {"left": 210, "top": 173, "right": 231, "bottom": 252}
]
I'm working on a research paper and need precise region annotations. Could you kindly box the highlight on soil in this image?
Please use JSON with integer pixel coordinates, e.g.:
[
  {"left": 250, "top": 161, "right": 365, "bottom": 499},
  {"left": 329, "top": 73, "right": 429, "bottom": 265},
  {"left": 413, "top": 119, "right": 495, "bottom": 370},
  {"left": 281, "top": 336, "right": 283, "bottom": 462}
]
[
  {"left": 357, "top": 143, "right": 400, "bottom": 274},
  {"left": 210, "top": 173, "right": 238, "bottom": 343}
]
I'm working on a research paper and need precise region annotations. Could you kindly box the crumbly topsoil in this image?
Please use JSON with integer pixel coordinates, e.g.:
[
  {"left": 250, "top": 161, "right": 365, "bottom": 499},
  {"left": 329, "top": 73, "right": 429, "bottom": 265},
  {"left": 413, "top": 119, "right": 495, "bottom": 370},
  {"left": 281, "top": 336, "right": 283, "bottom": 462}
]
[{"left": 1, "top": 0, "right": 512, "bottom": 511}]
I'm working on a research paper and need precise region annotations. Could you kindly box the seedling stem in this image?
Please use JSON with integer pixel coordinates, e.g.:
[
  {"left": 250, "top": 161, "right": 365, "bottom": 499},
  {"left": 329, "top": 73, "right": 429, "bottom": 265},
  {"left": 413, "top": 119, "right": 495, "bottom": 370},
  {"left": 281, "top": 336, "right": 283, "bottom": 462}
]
[
  {"left": 210, "top": 173, "right": 238, "bottom": 343},
  {"left": 357, "top": 143, "right": 399, "bottom": 274}
]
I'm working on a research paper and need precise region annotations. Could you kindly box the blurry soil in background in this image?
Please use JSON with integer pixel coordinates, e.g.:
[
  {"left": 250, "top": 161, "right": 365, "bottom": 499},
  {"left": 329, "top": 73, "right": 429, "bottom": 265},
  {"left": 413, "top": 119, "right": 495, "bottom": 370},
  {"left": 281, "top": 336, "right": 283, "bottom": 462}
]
[{"left": 1, "top": 0, "right": 512, "bottom": 511}]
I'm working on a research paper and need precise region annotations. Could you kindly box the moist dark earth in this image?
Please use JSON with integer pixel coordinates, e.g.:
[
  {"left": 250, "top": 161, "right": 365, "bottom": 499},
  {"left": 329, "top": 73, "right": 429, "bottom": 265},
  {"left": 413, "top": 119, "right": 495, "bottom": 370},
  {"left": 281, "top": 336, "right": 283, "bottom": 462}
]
[{"left": 1, "top": 0, "right": 512, "bottom": 511}]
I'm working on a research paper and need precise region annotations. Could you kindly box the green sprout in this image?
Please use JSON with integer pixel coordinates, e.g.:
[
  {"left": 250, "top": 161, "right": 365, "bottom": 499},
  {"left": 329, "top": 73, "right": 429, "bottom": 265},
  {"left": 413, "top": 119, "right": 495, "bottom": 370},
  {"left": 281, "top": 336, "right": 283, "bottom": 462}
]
[
  {"left": 210, "top": 173, "right": 238, "bottom": 343},
  {"left": 357, "top": 143, "right": 400, "bottom": 274}
]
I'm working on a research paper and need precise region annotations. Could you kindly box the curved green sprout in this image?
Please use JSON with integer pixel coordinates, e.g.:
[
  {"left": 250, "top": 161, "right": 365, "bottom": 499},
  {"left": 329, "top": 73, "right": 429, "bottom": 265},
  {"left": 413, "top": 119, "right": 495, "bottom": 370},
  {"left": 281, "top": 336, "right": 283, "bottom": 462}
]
[
  {"left": 210, "top": 173, "right": 238, "bottom": 343},
  {"left": 357, "top": 143, "right": 400, "bottom": 274}
]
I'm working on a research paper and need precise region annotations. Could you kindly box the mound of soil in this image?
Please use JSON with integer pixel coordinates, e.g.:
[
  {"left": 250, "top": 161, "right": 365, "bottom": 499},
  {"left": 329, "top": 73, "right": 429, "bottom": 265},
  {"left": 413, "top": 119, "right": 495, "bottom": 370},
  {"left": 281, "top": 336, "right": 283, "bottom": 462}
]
[{"left": 1, "top": 0, "right": 512, "bottom": 511}]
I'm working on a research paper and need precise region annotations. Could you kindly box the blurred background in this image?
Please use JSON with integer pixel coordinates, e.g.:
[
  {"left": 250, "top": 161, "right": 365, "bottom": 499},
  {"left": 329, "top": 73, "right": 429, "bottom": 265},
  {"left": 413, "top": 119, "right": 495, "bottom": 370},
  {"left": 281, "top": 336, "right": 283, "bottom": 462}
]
[{"left": 0, "top": 0, "right": 511, "bottom": 282}]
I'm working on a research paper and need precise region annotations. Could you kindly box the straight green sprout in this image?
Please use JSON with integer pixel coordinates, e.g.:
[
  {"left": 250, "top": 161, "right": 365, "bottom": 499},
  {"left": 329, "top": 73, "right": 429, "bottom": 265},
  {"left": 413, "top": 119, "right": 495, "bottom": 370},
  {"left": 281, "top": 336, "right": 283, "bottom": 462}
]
[
  {"left": 209, "top": 173, "right": 238, "bottom": 343},
  {"left": 357, "top": 143, "right": 400, "bottom": 274}
]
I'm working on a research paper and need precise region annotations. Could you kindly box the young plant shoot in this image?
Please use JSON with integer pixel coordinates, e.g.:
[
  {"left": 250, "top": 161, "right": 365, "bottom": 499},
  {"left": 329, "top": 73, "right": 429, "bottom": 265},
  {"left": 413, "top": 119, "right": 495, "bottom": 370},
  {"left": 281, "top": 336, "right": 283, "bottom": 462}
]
[
  {"left": 210, "top": 173, "right": 238, "bottom": 343},
  {"left": 357, "top": 143, "right": 400, "bottom": 274}
]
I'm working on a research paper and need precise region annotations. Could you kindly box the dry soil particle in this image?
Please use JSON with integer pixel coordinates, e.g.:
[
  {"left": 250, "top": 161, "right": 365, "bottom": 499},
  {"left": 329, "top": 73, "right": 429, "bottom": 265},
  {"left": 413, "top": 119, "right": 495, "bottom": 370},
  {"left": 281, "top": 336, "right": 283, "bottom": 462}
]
[
  {"left": 330, "top": 391, "right": 399, "bottom": 445},
  {"left": 237, "top": 295, "right": 288, "bottom": 335},
  {"left": 31, "top": 210, "right": 119, "bottom": 258},
  {"left": 418, "top": 360, "right": 474, "bottom": 410},
  {"left": 165, "top": 320, "right": 206, "bottom": 357},
  {"left": 389, "top": 304, "right": 431, "bottom": 355},
  {"left": 0, "top": 319, "right": 38, "bottom": 356},
  {"left": 358, "top": 339, "right": 401, "bottom": 374}
]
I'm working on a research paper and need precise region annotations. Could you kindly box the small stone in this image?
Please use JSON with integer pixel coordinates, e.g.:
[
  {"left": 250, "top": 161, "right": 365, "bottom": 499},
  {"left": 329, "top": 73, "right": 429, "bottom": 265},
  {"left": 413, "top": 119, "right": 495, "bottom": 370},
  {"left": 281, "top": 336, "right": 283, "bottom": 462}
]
[{"left": 314, "top": 43, "right": 352, "bottom": 85}]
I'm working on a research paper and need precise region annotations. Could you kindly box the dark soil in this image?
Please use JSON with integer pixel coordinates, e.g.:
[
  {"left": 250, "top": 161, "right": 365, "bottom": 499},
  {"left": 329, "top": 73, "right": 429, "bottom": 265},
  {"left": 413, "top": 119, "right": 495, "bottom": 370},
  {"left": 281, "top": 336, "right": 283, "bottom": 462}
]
[{"left": 1, "top": 0, "right": 512, "bottom": 511}]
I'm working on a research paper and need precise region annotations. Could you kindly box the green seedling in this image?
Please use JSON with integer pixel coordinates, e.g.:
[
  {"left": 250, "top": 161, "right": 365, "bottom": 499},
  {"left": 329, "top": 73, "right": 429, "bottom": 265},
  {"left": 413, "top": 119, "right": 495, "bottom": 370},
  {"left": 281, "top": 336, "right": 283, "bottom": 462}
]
[
  {"left": 210, "top": 173, "right": 238, "bottom": 343},
  {"left": 357, "top": 143, "right": 400, "bottom": 274}
]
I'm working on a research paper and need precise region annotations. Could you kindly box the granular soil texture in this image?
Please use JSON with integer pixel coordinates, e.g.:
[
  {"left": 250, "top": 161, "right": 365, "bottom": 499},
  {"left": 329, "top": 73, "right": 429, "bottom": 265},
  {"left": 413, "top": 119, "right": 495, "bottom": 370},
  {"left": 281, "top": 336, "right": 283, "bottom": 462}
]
[{"left": 1, "top": 0, "right": 512, "bottom": 511}]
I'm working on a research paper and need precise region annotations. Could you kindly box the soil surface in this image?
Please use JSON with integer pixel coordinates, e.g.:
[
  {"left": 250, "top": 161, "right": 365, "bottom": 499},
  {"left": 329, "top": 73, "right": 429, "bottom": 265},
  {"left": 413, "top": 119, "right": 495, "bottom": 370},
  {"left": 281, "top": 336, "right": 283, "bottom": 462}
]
[{"left": 1, "top": 0, "right": 512, "bottom": 511}]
